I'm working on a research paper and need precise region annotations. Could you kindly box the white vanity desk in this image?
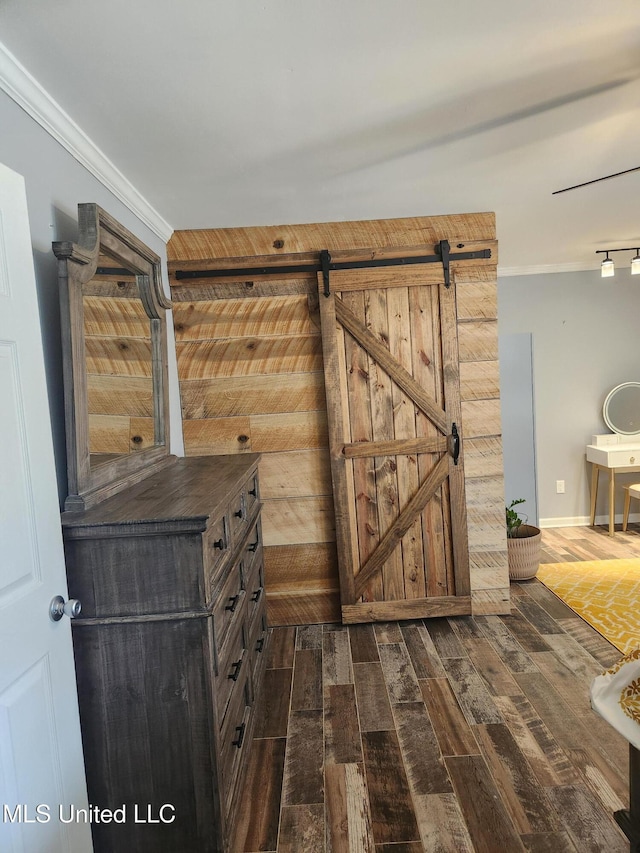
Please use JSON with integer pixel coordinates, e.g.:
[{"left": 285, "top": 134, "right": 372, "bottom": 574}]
[{"left": 587, "top": 435, "right": 640, "bottom": 536}]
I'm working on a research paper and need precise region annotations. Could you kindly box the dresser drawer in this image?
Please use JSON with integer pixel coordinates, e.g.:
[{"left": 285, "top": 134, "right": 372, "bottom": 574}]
[
  {"left": 587, "top": 444, "right": 640, "bottom": 468},
  {"left": 250, "top": 610, "right": 268, "bottom": 689},
  {"left": 220, "top": 675, "right": 252, "bottom": 820},
  {"left": 243, "top": 519, "right": 262, "bottom": 570},
  {"left": 212, "top": 560, "right": 245, "bottom": 656},
  {"left": 609, "top": 450, "right": 640, "bottom": 467},
  {"left": 215, "top": 620, "right": 248, "bottom": 729},
  {"left": 229, "top": 488, "right": 248, "bottom": 543},
  {"left": 203, "top": 512, "right": 231, "bottom": 590},
  {"left": 245, "top": 558, "right": 265, "bottom": 627},
  {"left": 245, "top": 472, "right": 260, "bottom": 515}
]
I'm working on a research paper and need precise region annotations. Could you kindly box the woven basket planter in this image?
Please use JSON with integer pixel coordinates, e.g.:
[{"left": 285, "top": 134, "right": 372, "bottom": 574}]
[{"left": 507, "top": 524, "right": 542, "bottom": 581}]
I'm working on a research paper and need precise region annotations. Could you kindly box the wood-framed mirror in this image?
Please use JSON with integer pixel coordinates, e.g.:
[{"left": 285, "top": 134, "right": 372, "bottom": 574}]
[{"left": 54, "top": 204, "right": 174, "bottom": 510}]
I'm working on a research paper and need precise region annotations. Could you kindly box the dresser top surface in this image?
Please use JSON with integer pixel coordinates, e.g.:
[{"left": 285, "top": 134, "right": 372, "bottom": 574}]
[{"left": 61, "top": 454, "right": 260, "bottom": 530}]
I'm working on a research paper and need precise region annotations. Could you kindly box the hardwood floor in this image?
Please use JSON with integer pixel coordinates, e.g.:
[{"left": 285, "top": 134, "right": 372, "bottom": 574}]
[
  {"left": 233, "top": 527, "right": 636, "bottom": 853},
  {"left": 541, "top": 521, "right": 640, "bottom": 563}
]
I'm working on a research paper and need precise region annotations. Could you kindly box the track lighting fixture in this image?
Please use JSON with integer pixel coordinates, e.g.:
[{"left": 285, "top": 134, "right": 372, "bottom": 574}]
[
  {"left": 600, "top": 252, "right": 615, "bottom": 277},
  {"left": 596, "top": 248, "right": 640, "bottom": 278}
]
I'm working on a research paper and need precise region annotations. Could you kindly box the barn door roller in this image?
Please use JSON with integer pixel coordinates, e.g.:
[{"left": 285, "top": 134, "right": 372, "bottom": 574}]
[
  {"left": 438, "top": 240, "right": 451, "bottom": 288},
  {"left": 320, "top": 249, "right": 332, "bottom": 297}
]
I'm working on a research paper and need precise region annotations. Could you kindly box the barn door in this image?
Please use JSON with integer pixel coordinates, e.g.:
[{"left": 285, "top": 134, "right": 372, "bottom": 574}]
[{"left": 318, "top": 255, "right": 471, "bottom": 624}]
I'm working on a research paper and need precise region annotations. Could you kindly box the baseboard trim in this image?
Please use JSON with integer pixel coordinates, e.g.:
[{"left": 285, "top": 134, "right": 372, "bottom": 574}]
[
  {"left": 0, "top": 40, "right": 172, "bottom": 242},
  {"left": 539, "top": 513, "right": 640, "bottom": 528}
]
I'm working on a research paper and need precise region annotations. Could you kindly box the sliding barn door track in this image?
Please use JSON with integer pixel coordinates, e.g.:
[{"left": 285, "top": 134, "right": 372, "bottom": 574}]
[{"left": 173, "top": 240, "right": 492, "bottom": 294}]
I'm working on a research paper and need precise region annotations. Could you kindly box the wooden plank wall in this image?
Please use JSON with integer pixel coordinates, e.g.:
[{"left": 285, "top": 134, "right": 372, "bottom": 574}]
[
  {"left": 84, "top": 291, "right": 155, "bottom": 455},
  {"left": 455, "top": 267, "right": 509, "bottom": 615},
  {"left": 167, "top": 214, "right": 509, "bottom": 625}
]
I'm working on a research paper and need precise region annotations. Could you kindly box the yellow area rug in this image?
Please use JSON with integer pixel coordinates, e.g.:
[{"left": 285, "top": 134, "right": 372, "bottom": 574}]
[{"left": 537, "top": 559, "right": 640, "bottom": 653}]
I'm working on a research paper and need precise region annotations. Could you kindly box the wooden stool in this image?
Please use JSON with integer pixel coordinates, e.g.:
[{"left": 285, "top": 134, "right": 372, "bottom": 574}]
[{"left": 622, "top": 484, "right": 640, "bottom": 531}]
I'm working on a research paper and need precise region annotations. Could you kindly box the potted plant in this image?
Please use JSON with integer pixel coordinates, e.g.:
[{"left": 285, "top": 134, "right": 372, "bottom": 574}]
[{"left": 506, "top": 498, "right": 542, "bottom": 581}]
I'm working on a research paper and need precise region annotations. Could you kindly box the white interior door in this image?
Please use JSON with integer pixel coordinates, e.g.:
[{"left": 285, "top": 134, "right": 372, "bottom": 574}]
[{"left": 0, "top": 163, "right": 92, "bottom": 852}]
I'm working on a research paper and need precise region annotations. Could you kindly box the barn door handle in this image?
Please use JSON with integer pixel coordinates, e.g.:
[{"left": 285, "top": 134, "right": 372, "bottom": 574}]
[{"left": 449, "top": 423, "right": 460, "bottom": 465}]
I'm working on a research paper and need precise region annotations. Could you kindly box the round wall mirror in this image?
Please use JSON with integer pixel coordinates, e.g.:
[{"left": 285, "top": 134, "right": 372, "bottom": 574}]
[{"left": 603, "top": 382, "right": 640, "bottom": 435}]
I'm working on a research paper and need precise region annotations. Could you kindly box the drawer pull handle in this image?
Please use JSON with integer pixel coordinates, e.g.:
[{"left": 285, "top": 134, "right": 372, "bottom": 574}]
[
  {"left": 248, "top": 486, "right": 257, "bottom": 497},
  {"left": 234, "top": 508, "right": 244, "bottom": 519},
  {"left": 229, "top": 658, "right": 243, "bottom": 681},
  {"left": 213, "top": 538, "right": 225, "bottom": 550},
  {"left": 251, "top": 587, "right": 262, "bottom": 603},
  {"left": 256, "top": 637, "right": 265, "bottom": 653},
  {"left": 225, "top": 594, "right": 240, "bottom": 613},
  {"left": 247, "top": 540, "right": 259, "bottom": 553},
  {"left": 232, "top": 722, "right": 246, "bottom": 749}
]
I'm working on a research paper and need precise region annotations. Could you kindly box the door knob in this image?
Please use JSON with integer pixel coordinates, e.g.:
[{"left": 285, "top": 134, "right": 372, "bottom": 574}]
[{"left": 49, "top": 595, "right": 82, "bottom": 622}]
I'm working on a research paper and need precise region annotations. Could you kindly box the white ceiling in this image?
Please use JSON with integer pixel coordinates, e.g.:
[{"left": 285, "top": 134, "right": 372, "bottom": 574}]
[{"left": 1, "top": 0, "right": 640, "bottom": 272}]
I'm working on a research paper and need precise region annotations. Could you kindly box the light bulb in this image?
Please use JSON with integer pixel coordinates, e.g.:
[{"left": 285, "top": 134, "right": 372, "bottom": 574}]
[
  {"left": 632, "top": 254, "right": 640, "bottom": 275},
  {"left": 601, "top": 257, "right": 615, "bottom": 277}
]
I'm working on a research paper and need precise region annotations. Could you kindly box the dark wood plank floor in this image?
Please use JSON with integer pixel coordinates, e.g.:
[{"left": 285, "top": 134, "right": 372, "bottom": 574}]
[{"left": 234, "top": 527, "right": 636, "bottom": 852}]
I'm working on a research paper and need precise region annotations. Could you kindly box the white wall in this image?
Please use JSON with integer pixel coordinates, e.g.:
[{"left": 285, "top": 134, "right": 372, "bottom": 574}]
[
  {"left": 0, "top": 90, "right": 183, "bottom": 505},
  {"left": 498, "top": 267, "right": 640, "bottom": 525},
  {"left": 499, "top": 332, "right": 538, "bottom": 525}
]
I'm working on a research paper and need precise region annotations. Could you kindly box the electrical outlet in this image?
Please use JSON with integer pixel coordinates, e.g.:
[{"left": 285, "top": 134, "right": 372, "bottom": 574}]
[{"left": 556, "top": 480, "right": 565, "bottom": 494}]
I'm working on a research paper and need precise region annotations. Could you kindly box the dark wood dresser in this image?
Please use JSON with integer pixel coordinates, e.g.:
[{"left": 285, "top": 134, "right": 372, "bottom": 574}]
[{"left": 61, "top": 454, "right": 268, "bottom": 853}]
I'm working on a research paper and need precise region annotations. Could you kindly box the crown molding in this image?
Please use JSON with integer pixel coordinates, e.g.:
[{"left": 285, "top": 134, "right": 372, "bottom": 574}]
[
  {"left": 0, "top": 41, "right": 173, "bottom": 243},
  {"left": 498, "top": 261, "right": 597, "bottom": 277}
]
